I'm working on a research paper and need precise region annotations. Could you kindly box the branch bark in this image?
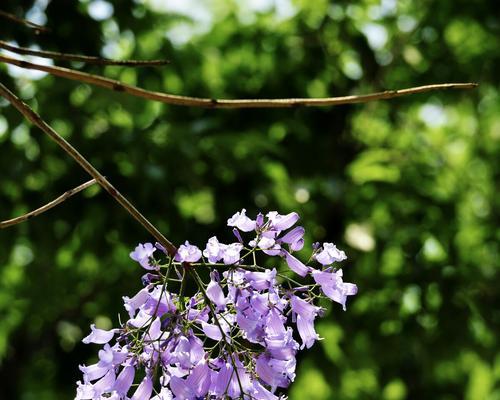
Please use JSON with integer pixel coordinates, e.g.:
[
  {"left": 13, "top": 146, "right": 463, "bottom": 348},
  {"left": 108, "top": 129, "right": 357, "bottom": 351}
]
[
  {"left": 0, "top": 40, "right": 170, "bottom": 66},
  {"left": 0, "top": 179, "right": 97, "bottom": 229},
  {"left": 0, "top": 54, "right": 478, "bottom": 109},
  {"left": 0, "top": 10, "right": 50, "bottom": 33},
  {"left": 0, "top": 81, "right": 177, "bottom": 256}
]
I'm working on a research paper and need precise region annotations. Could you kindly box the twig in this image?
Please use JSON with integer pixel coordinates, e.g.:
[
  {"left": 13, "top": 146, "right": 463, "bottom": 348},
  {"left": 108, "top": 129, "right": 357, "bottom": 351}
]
[
  {"left": 0, "top": 81, "right": 177, "bottom": 256},
  {"left": 0, "top": 179, "right": 96, "bottom": 229},
  {"left": 0, "top": 10, "right": 50, "bottom": 33},
  {"left": 0, "top": 40, "right": 170, "bottom": 66},
  {"left": 0, "top": 54, "right": 478, "bottom": 109}
]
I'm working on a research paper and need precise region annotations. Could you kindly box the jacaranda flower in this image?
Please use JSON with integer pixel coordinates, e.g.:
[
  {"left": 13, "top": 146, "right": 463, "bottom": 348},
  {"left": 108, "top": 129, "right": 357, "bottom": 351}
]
[{"left": 76, "top": 210, "right": 357, "bottom": 399}]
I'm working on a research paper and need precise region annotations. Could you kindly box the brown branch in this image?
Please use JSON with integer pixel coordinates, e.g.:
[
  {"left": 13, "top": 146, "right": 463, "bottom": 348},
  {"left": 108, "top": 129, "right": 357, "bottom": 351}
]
[
  {"left": 0, "top": 10, "right": 50, "bottom": 33},
  {"left": 0, "top": 54, "right": 478, "bottom": 109},
  {"left": 0, "top": 40, "right": 170, "bottom": 66},
  {"left": 0, "top": 81, "right": 177, "bottom": 256},
  {"left": 0, "top": 179, "right": 97, "bottom": 229}
]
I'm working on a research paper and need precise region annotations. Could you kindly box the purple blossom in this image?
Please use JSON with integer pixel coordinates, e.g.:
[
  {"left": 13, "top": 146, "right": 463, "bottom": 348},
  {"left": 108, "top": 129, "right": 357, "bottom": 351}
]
[
  {"left": 265, "top": 327, "right": 298, "bottom": 360},
  {"left": 266, "top": 211, "right": 299, "bottom": 231},
  {"left": 77, "top": 209, "right": 358, "bottom": 399},
  {"left": 280, "top": 226, "right": 305, "bottom": 251},
  {"left": 92, "top": 369, "right": 116, "bottom": 397},
  {"left": 256, "top": 354, "right": 296, "bottom": 390},
  {"left": 232, "top": 227, "right": 244, "bottom": 243},
  {"left": 244, "top": 269, "right": 277, "bottom": 291},
  {"left": 206, "top": 273, "right": 226, "bottom": 309},
  {"left": 113, "top": 366, "right": 135, "bottom": 396},
  {"left": 122, "top": 287, "right": 150, "bottom": 318},
  {"left": 170, "top": 362, "right": 211, "bottom": 399},
  {"left": 283, "top": 250, "right": 310, "bottom": 277},
  {"left": 82, "top": 324, "right": 116, "bottom": 345},
  {"left": 256, "top": 212, "right": 264, "bottom": 228},
  {"left": 227, "top": 208, "right": 256, "bottom": 232},
  {"left": 312, "top": 268, "right": 358, "bottom": 310},
  {"left": 252, "top": 381, "right": 282, "bottom": 400},
  {"left": 222, "top": 242, "right": 244, "bottom": 264},
  {"left": 212, "top": 357, "right": 253, "bottom": 398},
  {"left": 130, "top": 376, "right": 153, "bottom": 400},
  {"left": 250, "top": 235, "right": 276, "bottom": 250},
  {"left": 75, "top": 380, "right": 94, "bottom": 400},
  {"left": 202, "top": 322, "right": 223, "bottom": 340},
  {"left": 165, "top": 334, "right": 205, "bottom": 370},
  {"left": 203, "top": 236, "right": 225, "bottom": 263},
  {"left": 203, "top": 237, "right": 243, "bottom": 265},
  {"left": 175, "top": 241, "right": 202, "bottom": 263},
  {"left": 79, "top": 363, "right": 109, "bottom": 382},
  {"left": 315, "top": 242, "right": 347, "bottom": 265},
  {"left": 290, "top": 295, "right": 322, "bottom": 348},
  {"left": 290, "top": 295, "right": 322, "bottom": 320},
  {"left": 97, "top": 343, "right": 128, "bottom": 366},
  {"left": 130, "top": 243, "right": 157, "bottom": 270}
]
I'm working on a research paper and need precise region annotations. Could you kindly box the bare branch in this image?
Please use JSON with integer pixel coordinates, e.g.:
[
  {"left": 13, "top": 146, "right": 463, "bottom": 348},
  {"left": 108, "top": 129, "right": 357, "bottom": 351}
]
[
  {"left": 0, "top": 81, "right": 177, "bottom": 256},
  {"left": 0, "top": 54, "right": 478, "bottom": 109},
  {"left": 0, "top": 179, "right": 97, "bottom": 229},
  {"left": 0, "top": 40, "right": 170, "bottom": 66},
  {"left": 0, "top": 10, "right": 50, "bottom": 33}
]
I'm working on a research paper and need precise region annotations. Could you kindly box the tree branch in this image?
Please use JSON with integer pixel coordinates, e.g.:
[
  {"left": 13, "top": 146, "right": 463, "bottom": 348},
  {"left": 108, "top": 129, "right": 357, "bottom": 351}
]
[
  {"left": 0, "top": 179, "right": 97, "bottom": 229},
  {"left": 0, "top": 54, "right": 478, "bottom": 109},
  {"left": 0, "top": 40, "right": 170, "bottom": 66},
  {"left": 0, "top": 10, "right": 50, "bottom": 33},
  {"left": 0, "top": 81, "right": 177, "bottom": 256}
]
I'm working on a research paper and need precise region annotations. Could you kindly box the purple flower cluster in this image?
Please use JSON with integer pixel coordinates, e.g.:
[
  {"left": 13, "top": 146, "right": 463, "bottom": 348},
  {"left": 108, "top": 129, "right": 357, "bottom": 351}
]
[{"left": 76, "top": 210, "right": 357, "bottom": 399}]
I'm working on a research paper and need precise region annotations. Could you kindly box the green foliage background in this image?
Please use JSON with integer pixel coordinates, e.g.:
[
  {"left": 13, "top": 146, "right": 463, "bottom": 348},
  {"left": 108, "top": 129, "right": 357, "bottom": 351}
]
[{"left": 0, "top": 0, "right": 499, "bottom": 398}]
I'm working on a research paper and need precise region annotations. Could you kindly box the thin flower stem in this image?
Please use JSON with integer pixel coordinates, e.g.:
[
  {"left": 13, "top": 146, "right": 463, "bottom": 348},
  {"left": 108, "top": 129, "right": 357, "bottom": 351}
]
[
  {"left": 0, "top": 178, "right": 96, "bottom": 228},
  {"left": 175, "top": 262, "right": 259, "bottom": 270},
  {"left": 0, "top": 40, "right": 170, "bottom": 66},
  {"left": 278, "top": 273, "right": 305, "bottom": 287},
  {"left": 178, "top": 266, "right": 187, "bottom": 311},
  {"left": 0, "top": 54, "right": 478, "bottom": 109},
  {"left": 165, "top": 278, "right": 182, "bottom": 283},
  {"left": 0, "top": 81, "right": 177, "bottom": 256},
  {"left": 0, "top": 10, "right": 50, "bottom": 33}
]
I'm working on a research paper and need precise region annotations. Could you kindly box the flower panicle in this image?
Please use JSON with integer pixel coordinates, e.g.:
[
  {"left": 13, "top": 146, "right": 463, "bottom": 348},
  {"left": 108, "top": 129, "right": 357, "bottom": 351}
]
[{"left": 76, "top": 210, "right": 358, "bottom": 400}]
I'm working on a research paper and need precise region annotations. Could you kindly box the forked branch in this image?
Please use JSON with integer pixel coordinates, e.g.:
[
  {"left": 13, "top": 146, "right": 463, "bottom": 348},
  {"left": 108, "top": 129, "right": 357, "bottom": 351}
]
[
  {"left": 0, "top": 82, "right": 177, "bottom": 256},
  {"left": 0, "top": 54, "right": 477, "bottom": 109},
  {"left": 0, "top": 178, "right": 97, "bottom": 229},
  {"left": 0, "top": 40, "right": 170, "bottom": 66}
]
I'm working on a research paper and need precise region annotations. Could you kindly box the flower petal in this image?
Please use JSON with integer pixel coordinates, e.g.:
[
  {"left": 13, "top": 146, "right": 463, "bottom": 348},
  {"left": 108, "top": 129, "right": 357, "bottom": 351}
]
[
  {"left": 280, "top": 226, "right": 305, "bottom": 244},
  {"left": 296, "top": 314, "right": 319, "bottom": 349},
  {"left": 227, "top": 209, "right": 256, "bottom": 232},
  {"left": 206, "top": 280, "right": 226, "bottom": 309},
  {"left": 82, "top": 324, "right": 115, "bottom": 345},
  {"left": 267, "top": 211, "right": 299, "bottom": 230},
  {"left": 201, "top": 322, "right": 223, "bottom": 340},
  {"left": 130, "top": 376, "right": 153, "bottom": 400},
  {"left": 113, "top": 366, "right": 135, "bottom": 396},
  {"left": 284, "top": 251, "right": 310, "bottom": 277}
]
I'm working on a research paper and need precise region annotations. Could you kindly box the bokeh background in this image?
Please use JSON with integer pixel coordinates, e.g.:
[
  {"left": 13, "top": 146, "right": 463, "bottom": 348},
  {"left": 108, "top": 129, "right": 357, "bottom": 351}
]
[{"left": 1, "top": 0, "right": 499, "bottom": 399}]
